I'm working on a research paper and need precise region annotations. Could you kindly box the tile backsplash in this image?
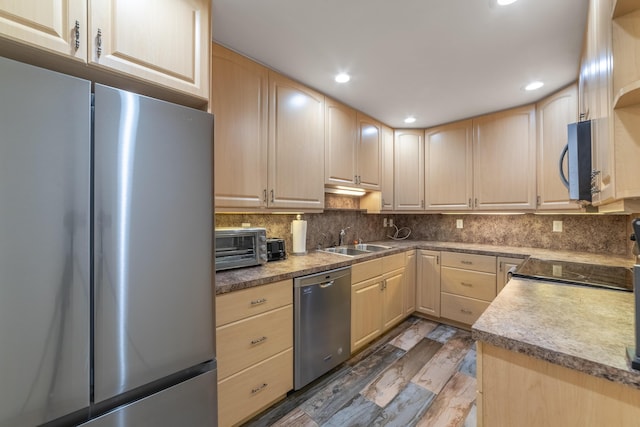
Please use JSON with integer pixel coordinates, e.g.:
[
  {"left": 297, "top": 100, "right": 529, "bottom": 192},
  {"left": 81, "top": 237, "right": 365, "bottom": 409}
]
[{"left": 216, "top": 210, "right": 634, "bottom": 257}]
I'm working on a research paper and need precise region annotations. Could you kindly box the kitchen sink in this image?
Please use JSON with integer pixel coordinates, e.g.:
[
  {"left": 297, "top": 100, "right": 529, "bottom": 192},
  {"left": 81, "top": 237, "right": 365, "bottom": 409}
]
[
  {"left": 352, "top": 244, "right": 393, "bottom": 252},
  {"left": 319, "top": 244, "right": 393, "bottom": 257},
  {"left": 320, "top": 247, "right": 369, "bottom": 256}
]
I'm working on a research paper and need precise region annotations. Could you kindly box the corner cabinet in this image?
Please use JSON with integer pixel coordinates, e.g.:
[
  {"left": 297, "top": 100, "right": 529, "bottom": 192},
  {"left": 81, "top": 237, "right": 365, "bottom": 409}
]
[
  {"left": 473, "top": 105, "right": 537, "bottom": 210},
  {"left": 212, "top": 44, "right": 268, "bottom": 210},
  {"left": 381, "top": 124, "right": 395, "bottom": 210},
  {"left": 0, "top": 0, "right": 210, "bottom": 103},
  {"left": 536, "top": 84, "right": 581, "bottom": 211},
  {"left": 416, "top": 250, "right": 441, "bottom": 317},
  {"left": 268, "top": 72, "right": 325, "bottom": 210},
  {"left": 424, "top": 120, "right": 474, "bottom": 211},
  {"left": 394, "top": 129, "right": 425, "bottom": 211}
]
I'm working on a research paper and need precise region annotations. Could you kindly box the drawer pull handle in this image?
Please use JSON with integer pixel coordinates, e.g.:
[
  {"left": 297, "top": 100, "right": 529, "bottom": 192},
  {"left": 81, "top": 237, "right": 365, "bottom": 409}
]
[
  {"left": 460, "top": 308, "right": 473, "bottom": 315},
  {"left": 250, "top": 298, "right": 267, "bottom": 306},
  {"left": 251, "top": 383, "right": 268, "bottom": 394},
  {"left": 461, "top": 282, "right": 473, "bottom": 287},
  {"left": 251, "top": 336, "right": 267, "bottom": 345},
  {"left": 461, "top": 260, "right": 473, "bottom": 265}
]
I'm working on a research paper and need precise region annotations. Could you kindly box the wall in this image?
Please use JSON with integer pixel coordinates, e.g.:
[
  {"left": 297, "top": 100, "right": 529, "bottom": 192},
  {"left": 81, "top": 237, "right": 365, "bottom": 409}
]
[{"left": 216, "top": 200, "right": 634, "bottom": 257}]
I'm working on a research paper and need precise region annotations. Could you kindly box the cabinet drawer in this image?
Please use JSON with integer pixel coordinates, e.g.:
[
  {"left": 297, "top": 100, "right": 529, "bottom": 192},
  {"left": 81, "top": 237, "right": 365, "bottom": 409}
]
[
  {"left": 441, "top": 252, "right": 496, "bottom": 273},
  {"left": 216, "top": 279, "right": 292, "bottom": 326},
  {"left": 352, "top": 258, "right": 383, "bottom": 283},
  {"left": 383, "top": 252, "right": 405, "bottom": 272},
  {"left": 441, "top": 292, "right": 490, "bottom": 325},
  {"left": 216, "top": 305, "right": 293, "bottom": 380},
  {"left": 441, "top": 267, "right": 496, "bottom": 302},
  {"left": 218, "top": 348, "right": 293, "bottom": 427}
]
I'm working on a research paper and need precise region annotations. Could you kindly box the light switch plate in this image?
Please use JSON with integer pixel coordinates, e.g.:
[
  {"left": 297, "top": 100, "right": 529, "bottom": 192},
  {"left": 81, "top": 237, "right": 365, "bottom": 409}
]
[
  {"left": 456, "top": 219, "right": 463, "bottom": 229},
  {"left": 553, "top": 220, "right": 563, "bottom": 232}
]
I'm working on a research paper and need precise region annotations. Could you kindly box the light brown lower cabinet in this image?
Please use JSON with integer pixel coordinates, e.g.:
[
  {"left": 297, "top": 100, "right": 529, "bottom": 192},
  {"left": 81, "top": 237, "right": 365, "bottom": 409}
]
[
  {"left": 215, "top": 279, "right": 293, "bottom": 427},
  {"left": 477, "top": 342, "right": 640, "bottom": 426},
  {"left": 351, "top": 252, "right": 412, "bottom": 353}
]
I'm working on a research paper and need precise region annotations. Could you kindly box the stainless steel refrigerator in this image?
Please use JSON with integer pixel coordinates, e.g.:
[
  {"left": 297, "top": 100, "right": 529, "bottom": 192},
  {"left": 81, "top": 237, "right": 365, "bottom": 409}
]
[{"left": 0, "top": 56, "right": 216, "bottom": 426}]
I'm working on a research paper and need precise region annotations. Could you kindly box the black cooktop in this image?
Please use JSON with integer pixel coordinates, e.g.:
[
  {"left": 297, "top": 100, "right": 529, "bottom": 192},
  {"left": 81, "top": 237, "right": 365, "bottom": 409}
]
[{"left": 513, "top": 257, "right": 633, "bottom": 292}]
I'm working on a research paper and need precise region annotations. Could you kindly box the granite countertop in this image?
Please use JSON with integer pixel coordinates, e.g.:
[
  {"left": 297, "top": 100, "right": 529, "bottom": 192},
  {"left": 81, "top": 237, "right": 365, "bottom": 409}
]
[
  {"left": 472, "top": 278, "right": 640, "bottom": 389},
  {"left": 215, "top": 240, "right": 634, "bottom": 294}
]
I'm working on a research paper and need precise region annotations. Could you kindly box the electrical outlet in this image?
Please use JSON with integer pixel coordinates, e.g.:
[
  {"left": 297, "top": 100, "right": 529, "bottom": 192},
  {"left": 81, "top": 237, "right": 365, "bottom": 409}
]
[
  {"left": 456, "top": 219, "right": 463, "bottom": 229},
  {"left": 552, "top": 264, "right": 562, "bottom": 277},
  {"left": 553, "top": 220, "right": 563, "bottom": 232},
  {"left": 389, "top": 218, "right": 394, "bottom": 227},
  {"left": 383, "top": 218, "right": 388, "bottom": 227}
]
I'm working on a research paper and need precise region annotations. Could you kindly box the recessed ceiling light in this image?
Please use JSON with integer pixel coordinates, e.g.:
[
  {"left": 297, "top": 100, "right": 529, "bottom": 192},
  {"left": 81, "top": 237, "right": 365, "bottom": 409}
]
[
  {"left": 524, "top": 81, "right": 544, "bottom": 91},
  {"left": 497, "top": 0, "right": 518, "bottom": 5},
  {"left": 335, "top": 73, "right": 350, "bottom": 83},
  {"left": 404, "top": 116, "right": 417, "bottom": 124}
]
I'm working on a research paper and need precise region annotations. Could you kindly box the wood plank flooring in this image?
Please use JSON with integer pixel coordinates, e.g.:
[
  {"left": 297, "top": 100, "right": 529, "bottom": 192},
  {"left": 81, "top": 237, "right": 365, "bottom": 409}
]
[{"left": 244, "top": 317, "right": 477, "bottom": 427}]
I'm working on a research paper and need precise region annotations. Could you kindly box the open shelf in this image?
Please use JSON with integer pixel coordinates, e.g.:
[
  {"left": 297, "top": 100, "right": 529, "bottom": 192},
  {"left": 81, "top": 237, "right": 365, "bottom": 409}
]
[
  {"left": 614, "top": 80, "right": 640, "bottom": 108},
  {"left": 612, "top": 0, "right": 640, "bottom": 18}
]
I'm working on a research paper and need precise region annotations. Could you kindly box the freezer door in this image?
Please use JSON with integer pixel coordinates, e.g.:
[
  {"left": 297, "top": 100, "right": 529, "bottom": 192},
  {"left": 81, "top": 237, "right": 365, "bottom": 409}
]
[
  {"left": 80, "top": 368, "right": 217, "bottom": 427},
  {"left": 0, "top": 57, "right": 91, "bottom": 425},
  {"left": 93, "top": 84, "right": 214, "bottom": 402}
]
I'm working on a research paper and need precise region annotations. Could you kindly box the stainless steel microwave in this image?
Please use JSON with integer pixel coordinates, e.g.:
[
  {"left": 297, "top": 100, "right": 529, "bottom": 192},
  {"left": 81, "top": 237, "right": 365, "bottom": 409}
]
[{"left": 215, "top": 227, "right": 268, "bottom": 271}]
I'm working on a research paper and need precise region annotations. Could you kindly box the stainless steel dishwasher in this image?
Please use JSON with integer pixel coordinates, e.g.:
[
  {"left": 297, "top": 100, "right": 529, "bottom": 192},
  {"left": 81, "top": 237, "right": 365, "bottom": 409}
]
[{"left": 294, "top": 266, "right": 351, "bottom": 390}]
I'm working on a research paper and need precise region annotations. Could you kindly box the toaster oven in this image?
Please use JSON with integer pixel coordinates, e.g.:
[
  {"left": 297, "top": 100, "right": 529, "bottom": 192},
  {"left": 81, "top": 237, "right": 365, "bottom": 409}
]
[{"left": 215, "top": 227, "right": 267, "bottom": 271}]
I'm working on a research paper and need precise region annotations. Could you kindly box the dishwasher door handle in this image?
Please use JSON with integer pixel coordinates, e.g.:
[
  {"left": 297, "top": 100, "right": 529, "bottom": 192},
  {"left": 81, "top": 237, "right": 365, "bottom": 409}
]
[{"left": 319, "top": 280, "right": 335, "bottom": 288}]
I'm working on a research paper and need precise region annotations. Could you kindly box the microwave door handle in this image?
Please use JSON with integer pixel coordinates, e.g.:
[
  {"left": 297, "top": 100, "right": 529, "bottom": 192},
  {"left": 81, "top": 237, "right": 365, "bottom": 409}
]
[{"left": 559, "top": 143, "right": 570, "bottom": 190}]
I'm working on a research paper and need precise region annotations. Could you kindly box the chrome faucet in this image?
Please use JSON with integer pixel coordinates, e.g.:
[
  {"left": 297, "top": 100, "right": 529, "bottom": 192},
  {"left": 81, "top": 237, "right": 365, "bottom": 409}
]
[{"left": 338, "top": 227, "right": 350, "bottom": 246}]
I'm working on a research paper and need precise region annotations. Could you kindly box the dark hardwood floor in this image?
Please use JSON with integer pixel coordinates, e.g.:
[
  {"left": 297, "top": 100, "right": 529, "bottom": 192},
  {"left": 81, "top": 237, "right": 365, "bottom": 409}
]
[{"left": 244, "top": 317, "right": 477, "bottom": 427}]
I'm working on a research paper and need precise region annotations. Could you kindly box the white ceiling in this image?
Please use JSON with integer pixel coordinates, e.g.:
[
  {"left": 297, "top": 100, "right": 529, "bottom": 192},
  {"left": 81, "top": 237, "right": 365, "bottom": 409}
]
[{"left": 212, "top": 0, "right": 589, "bottom": 129}]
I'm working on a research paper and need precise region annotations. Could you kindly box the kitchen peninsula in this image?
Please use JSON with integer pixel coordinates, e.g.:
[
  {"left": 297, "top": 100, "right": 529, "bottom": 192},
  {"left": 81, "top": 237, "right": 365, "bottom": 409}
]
[{"left": 473, "top": 279, "right": 640, "bottom": 426}]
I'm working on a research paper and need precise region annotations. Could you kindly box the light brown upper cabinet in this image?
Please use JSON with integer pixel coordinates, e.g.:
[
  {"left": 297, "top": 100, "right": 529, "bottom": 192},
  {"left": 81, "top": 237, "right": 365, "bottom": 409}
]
[
  {"left": 0, "top": 1, "right": 87, "bottom": 62},
  {"left": 268, "top": 72, "right": 325, "bottom": 210},
  {"left": 536, "top": 84, "right": 581, "bottom": 211},
  {"left": 0, "top": 0, "right": 210, "bottom": 103},
  {"left": 394, "top": 129, "right": 425, "bottom": 210},
  {"left": 89, "top": 0, "right": 210, "bottom": 101},
  {"left": 424, "top": 120, "right": 474, "bottom": 211},
  {"left": 580, "top": 0, "right": 614, "bottom": 206},
  {"left": 213, "top": 48, "right": 325, "bottom": 212},
  {"left": 325, "top": 98, "right": 358, "bottom": 187},
  {"left": 213, "top": 44, "right": 269, "bottom": 210},
  {"left": 324, "top": 102, "right": 382, "bottom": 191},
  {"left": 473, "top": 105, "right": 537, "bottom": 210},
  {"left": 381, "top": 124, "right": 395, "bottom": 210},
  {"left": 356, "top": 113, "right": 382, "bottom": 190}
]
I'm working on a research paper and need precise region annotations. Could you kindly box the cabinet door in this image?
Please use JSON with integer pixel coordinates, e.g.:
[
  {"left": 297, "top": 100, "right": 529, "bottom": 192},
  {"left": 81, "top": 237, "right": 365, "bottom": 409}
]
[
  {"left": 473, "top": 105, "right": 536, "bottom": 210},
  {"left": 89, "top": 0, "right": 210, "bottom": 100},
  {"left": 404, "top": 250, "right": 417, "bottom": 316},
  {"left": 416, "top": 250, "right": 441, "bottom": 317},
  {"left": 536, "top": 84, "right": 580, "bottom": 211},
  {"left": 212, "top": 44, "right": 268, "bottom": 210},
  {"left": 325, "top": 98, "right": 357, "bottom": 186},
  {"left": 382, "top": 268, "right": 404, "bottom": 331},
  {"left": 425, "top": 119, "right": 473, "bottom": 210},
  {"left": 394, "top": 129, "right": 425, "bottom": 210},
  {"left": 0, "top": 0, "right": 86, "bottom": 61},
  {"left": 351, "top": 276, "right": 383, "bottom": 352},
  {"left": 496, "top": 256, "right": 524, "bottom": 294},
  {"left": 357, "top": 113, "right": 382, "bottom": 190},
  {"left": 381, "top": 124, "right": 395, "bottom": 210},
  {"left": 268, "top": 72, "right": 325, "bottom": 210}
]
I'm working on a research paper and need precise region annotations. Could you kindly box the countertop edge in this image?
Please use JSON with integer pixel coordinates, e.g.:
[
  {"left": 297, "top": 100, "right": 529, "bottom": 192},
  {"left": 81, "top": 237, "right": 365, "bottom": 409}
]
[{"left": 471, "top": 327, "right": 640, "bottom": 389}]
